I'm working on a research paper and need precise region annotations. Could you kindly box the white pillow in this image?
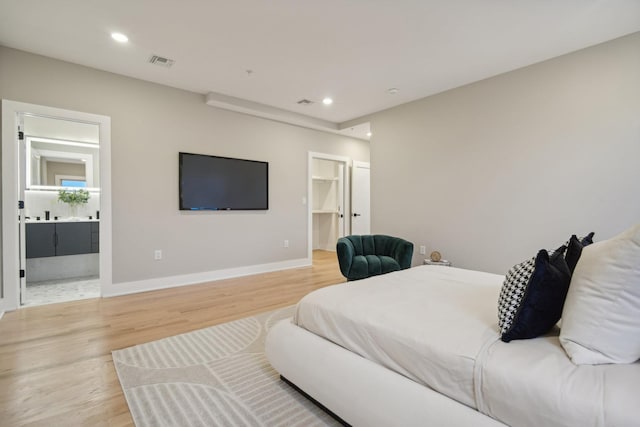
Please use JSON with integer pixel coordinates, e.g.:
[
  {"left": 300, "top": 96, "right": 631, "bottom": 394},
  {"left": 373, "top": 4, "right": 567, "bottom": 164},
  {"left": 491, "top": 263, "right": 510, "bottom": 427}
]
[{"left": 559, "top": 223, "right": 640, "bottom": 365}]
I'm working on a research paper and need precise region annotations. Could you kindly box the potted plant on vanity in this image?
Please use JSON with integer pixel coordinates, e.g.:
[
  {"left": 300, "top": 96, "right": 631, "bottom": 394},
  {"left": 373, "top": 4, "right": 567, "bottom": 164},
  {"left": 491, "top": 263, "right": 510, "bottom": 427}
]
[{"left": 58, "top": 189, "right": 90, "bottom": 219}]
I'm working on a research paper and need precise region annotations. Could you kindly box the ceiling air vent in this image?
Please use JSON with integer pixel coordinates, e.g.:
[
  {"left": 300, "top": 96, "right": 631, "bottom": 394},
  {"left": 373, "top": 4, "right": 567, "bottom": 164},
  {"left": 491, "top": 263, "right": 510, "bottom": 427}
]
[
  {"left": 297, "top": 99, "right": 314, "bottom": 106},
  {"left": 148, "top": 55, "right": 175, "bottom": 68}
]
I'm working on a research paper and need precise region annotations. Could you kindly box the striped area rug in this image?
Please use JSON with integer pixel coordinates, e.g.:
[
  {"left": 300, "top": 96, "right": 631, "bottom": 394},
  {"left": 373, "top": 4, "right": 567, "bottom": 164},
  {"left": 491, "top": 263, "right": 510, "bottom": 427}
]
[{"left": 112, "top": 306, "right": 338, "bottom": 427}]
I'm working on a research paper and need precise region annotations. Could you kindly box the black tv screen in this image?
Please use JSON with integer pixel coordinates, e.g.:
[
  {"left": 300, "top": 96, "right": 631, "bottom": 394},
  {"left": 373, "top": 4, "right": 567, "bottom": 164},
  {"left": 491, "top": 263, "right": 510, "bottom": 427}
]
[{"left": 179, "top": 152, "right": 268, "bottom": 210}]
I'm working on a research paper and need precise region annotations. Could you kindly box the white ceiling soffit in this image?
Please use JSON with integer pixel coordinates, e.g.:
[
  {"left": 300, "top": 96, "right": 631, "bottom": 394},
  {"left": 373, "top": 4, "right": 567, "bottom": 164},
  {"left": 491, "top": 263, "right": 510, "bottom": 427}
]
[
  {"left": 0, "top": 1, "right": 638, "bottom": 126},
  {"left": 205, "top": 92, "right": 371, "bottom": 141},
  {"left": 337, "top": 122, "right": 371, "bottom": 140}
]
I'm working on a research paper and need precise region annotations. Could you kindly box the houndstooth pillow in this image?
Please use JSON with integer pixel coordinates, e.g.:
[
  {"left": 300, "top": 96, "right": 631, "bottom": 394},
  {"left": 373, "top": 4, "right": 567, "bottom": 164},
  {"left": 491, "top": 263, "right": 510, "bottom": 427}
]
[
  {"left": 498, "top": 246, "right": 572, "bottom": 342},
  {"left": 498, "top": 256, "right": 536, "bottom": 335}
]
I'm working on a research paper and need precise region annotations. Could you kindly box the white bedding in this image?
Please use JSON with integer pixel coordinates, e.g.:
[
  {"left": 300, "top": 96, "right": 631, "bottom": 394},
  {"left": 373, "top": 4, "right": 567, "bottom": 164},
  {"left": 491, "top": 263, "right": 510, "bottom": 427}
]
[
  {"left": 294, "top": 265, "right": 504, "bottom": 409},
  {"left": 480, "top": 332, "right": 639, "bottom": 427},
  {"left": 293, "top": 265, "right": 640, "bottom": 426}
]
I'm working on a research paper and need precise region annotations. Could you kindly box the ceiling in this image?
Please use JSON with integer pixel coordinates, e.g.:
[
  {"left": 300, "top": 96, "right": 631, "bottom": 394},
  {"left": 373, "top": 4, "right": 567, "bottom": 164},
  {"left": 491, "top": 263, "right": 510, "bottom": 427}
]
[{"left": 1, "top": 0, "right": 639, "bottom": 139}]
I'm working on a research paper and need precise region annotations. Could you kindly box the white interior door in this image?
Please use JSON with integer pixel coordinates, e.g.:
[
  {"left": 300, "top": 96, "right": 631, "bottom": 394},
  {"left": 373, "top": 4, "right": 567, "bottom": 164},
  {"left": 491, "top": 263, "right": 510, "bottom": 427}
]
[
  {"left": 351, "top": 161, "right": 370, "bottom": 235},
  {"left": 337, "top": 164, "right": 345, "bottom": 238},
  {"left": 0, "top": 111, "right": 24, "bottom": 312},
  {"left": 18, "top": 117, "right": 27, "bottom": 305}
]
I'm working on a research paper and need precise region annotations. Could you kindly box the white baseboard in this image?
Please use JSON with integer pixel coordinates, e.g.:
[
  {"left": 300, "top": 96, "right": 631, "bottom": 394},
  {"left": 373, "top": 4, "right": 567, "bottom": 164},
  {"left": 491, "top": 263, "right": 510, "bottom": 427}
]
[
  {"left": 0, "top": 310, "right": 4, "bottom": 320},
  {"left": 313, "top": 246, "right": 336, "bottom": 252},
  {"left": 101, "top": 257, "right": 312, "bottom": 297}
]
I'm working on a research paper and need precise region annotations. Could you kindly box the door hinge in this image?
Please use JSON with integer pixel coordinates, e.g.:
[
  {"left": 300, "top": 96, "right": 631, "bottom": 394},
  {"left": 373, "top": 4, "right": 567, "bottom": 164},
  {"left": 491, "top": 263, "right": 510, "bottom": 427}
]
[
  {"left": 18, "top": 131, "right": 24, "bottom": 141},
  {"left": 20, "top": 269, "right": 25, "bottom": 278},
  {"left": 18, "top": 200, "right": 24, "bottom": 209}
]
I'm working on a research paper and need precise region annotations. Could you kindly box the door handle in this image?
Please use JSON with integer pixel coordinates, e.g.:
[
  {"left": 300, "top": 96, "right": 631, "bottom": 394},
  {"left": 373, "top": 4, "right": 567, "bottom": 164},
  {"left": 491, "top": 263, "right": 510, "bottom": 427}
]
[{"left": 353, "top": 213, "right": 361, "bottom": 217}]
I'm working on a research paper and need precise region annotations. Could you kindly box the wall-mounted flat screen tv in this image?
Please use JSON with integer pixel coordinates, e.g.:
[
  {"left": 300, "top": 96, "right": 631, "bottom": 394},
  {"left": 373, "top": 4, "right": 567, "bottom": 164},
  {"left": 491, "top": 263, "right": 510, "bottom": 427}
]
[{"left": 179, "top": 152, "right": 269, "bottom": 210}]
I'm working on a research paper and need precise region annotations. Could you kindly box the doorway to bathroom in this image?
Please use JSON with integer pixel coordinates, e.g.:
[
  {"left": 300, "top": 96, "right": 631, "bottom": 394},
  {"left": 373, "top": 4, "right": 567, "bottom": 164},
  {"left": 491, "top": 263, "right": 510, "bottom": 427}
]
[
  {"left": 1, "top": 100, "right": 112, "bottom": 311},
  {"left": 21, "top": 115, "right": 101, "bottom": 306}
]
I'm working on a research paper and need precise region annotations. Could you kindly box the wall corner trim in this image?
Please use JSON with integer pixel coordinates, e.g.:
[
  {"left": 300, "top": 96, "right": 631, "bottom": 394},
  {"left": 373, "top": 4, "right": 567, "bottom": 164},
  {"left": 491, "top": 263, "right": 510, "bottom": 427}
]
[{"left": 101, "top": 257, "right": 312, "bottom": 298}]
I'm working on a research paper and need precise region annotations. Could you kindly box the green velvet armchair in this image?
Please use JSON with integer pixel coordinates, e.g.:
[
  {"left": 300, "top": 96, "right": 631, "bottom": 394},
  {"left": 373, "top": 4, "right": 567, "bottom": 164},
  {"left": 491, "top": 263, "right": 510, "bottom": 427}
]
[{"left": 336, "top": 235, "right": 414, "bottom": 281}]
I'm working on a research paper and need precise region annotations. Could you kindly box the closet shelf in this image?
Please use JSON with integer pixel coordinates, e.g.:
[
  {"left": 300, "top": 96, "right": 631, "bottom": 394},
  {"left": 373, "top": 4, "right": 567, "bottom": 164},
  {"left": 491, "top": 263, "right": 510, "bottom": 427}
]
[
  {"left": 312, "top": 210, "right": 340, "bottom": 214},
  {"left": 312, "top": 176, "right": 339, "bottom": 182}
]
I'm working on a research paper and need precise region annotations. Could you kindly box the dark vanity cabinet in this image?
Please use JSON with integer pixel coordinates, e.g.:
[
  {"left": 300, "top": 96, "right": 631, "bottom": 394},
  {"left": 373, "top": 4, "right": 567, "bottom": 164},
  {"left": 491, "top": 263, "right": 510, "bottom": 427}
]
[
  {"left": 26, "top": 222, "right": 99, "bottom": 258},
  {"left": 90, "top": 222, "right": 99, "bottom": 253},
  {"left": 25, "top": 223, "right": 56, "bottom": 258}
]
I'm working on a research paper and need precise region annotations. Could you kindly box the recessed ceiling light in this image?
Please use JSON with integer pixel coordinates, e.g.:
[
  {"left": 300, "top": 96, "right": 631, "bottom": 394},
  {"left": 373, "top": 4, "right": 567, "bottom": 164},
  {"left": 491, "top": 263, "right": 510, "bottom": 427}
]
[
  {"left": 322, "top": 97, "right": 333, "bottom": 105},
  {"left": 387, "top": 88, "right": 399, "bottom": 95},
  {"left": 366, "top": 132, "right": 372, "bottom": 137},
  {"left": 111, "top": 32, "right": 129, "bottom": 43}
]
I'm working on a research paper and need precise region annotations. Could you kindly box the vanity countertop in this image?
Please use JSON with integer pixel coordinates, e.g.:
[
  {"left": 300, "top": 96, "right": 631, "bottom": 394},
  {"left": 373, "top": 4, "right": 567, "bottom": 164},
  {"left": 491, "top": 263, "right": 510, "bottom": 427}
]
[{"left": 25, "top": 218, "right": 100, "bottom": 223}]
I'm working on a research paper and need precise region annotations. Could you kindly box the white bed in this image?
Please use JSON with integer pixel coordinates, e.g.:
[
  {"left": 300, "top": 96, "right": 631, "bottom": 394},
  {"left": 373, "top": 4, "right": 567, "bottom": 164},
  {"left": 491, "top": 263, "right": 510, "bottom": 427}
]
[{"left": 265, "top": 265, "right": 639, "bottom": 426}]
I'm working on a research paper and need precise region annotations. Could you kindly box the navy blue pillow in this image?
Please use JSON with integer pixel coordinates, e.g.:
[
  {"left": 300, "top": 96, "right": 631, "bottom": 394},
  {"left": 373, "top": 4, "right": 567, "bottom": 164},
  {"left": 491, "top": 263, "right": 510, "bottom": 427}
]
[
  {"left": 565, "top": 232, "right": 595, "bottom": 274},
  {"left": 500, "top": 246, "right": 572, "bottom": 342}
]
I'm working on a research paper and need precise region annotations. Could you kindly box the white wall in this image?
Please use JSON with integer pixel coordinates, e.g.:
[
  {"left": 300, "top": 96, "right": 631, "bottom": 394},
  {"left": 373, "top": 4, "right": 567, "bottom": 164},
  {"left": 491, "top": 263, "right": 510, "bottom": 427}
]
[
  {"left": 0, "top": 46, "right": 369, "bottom": 287},
  {"left": 25, "top": 190, "right": 100, "bottom": 219},
  {"left": 365, "top": 32, "right": 640, "bottom": 273}
]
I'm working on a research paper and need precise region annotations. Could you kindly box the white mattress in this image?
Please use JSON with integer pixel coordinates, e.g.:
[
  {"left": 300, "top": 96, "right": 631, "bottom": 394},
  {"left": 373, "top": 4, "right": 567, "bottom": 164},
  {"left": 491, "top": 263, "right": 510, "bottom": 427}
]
[
  {"left": 480, "top": 332, "right": 640, "bottom": 427},
  {"left": 266, "top": 319, "right": 507, "bottom": 427},
  {"left": 294, "top": 265, "right": 504, "bottom": 408}
]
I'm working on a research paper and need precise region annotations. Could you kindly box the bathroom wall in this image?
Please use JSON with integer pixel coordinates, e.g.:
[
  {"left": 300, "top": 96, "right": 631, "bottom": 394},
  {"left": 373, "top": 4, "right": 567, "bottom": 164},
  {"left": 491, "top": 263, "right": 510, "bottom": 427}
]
[
  {"left": 26, "top": 254, "right": 99, "bottom": 283},
  {"left": 45, "top": 161, "right": 85, "bottom": 186},
  {"left": 25, "top": 190, "right": 100, "bottom": 220}
]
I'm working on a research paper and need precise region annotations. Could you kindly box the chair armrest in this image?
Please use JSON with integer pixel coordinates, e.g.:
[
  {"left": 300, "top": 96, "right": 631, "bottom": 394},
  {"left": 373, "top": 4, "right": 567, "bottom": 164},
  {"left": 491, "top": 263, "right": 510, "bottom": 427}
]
[
  {"left": 393, "top": 239, "right": 414, "bottom": 269},
  {"left": 336, "top": 238, "right": 355, "bottom": 278}
]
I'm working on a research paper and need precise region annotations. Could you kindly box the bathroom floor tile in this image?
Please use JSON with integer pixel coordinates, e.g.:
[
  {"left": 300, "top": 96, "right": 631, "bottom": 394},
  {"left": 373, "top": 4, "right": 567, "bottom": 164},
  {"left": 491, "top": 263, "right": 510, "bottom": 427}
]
[{"left": 24, "top": 277, "right": 100, "bottom": 306}]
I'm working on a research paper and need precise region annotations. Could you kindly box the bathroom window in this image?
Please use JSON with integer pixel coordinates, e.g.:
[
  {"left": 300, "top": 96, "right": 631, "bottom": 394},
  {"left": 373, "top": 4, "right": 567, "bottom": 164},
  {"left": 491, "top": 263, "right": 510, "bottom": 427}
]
[{"left": 60, "top": 179, "right": 87, "bottom": 187}]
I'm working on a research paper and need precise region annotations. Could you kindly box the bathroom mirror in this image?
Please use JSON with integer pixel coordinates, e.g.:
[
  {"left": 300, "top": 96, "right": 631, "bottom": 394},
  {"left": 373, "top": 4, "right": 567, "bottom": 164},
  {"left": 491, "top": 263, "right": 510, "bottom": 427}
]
[{"left": 26, "top": 137, "right": 100, "bottom": 190}]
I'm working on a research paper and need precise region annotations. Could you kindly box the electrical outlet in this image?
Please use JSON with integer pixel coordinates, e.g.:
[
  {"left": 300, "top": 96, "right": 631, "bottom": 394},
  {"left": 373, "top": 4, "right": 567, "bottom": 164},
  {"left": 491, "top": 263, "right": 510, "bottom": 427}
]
[
  {"left": 284, "top": 240, "right": 289, "bottom": 248},
  {"left": 419, "top": 245, "right": 426, "bottom": 255},
  {"left": 154, "top": 249, "right": 162, "bottom": 260}
]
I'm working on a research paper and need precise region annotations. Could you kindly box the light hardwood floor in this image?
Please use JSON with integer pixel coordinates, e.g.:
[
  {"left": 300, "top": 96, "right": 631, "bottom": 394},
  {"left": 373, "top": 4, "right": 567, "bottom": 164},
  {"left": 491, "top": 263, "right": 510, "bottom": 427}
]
[{"left": 0, "top": 250, "right": 344, "bottom": 426}]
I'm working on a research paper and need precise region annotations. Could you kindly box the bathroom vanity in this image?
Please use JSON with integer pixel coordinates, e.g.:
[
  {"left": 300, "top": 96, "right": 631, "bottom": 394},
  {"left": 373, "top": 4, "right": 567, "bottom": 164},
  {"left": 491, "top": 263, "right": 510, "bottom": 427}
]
[
  {"left": 26, "top": 219, "right": 99, "bottom": 258},
  {"left": 25, "top": 219, "right": 100, "bottom": 283}
]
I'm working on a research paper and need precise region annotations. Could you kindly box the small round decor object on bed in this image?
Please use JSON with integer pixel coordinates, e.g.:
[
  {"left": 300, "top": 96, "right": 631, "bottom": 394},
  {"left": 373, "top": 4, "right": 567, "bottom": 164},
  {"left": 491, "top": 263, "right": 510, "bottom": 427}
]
[{"left": 430, "top": 251, "right": 442, "bottom": 262}]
